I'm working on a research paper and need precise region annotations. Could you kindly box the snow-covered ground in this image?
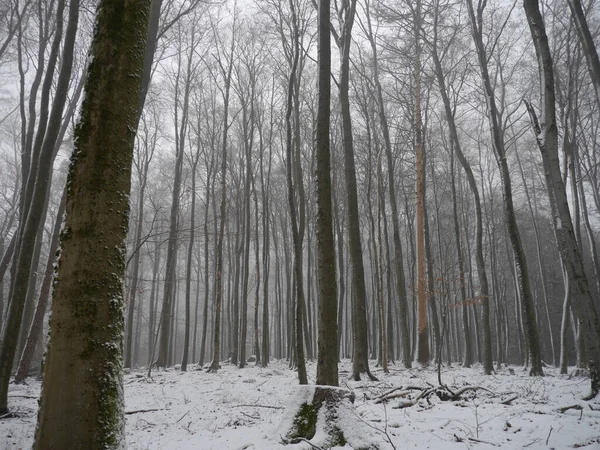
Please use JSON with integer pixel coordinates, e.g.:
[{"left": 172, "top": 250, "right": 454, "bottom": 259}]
[{"left": 2, "top": 360, "right": 600, "bottom": 449}]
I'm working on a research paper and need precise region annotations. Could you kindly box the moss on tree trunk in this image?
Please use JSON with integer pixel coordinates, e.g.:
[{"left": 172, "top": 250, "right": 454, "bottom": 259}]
[{"left": 33, "top": 1, "right": 151, "bottom": 448}]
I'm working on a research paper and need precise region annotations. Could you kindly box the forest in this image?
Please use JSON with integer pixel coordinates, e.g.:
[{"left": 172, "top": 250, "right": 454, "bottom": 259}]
[{"left": 0, "top": 0, "right": 600, "bottom": 447}]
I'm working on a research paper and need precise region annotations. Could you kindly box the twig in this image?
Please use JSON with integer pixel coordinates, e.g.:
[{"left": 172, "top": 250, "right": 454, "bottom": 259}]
[
  {"left": 500, "top": 395, "right": 518, "bottom": 405},
  {"left": 7, "top": 395, "right": 38, "bottom": 399},
  {"left": 382, "top": 401, "right": 398, "bottom": 450},
  {"left": 176, "top": 410, "right": 190, "bottom": 423},
  {"left": 468, "top": 436, "right": 499, "bottom": 446},
  {"left": 546, "top": 426, "right": 553, "bottom": 445},
  {"left": 125, "top": 408, "right": 166, "bottom": 415},
  {"left": 297, "top": 437, "right": 322, "bottom": 449},
  {"left": 233, "top": 404, "right": 284, "bottom": 410}
]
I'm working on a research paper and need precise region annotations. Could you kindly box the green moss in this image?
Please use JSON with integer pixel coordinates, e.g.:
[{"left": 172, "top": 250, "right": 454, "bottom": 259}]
[
  {"left": 288, "top": 402, "right": 317, "bottom": 443},
  {"left": 329, "top": 425, "right": 346, "bottom": 447}
]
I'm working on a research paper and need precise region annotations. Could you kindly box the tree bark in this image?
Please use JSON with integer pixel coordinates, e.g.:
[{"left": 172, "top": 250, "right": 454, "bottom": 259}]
[
  {"left": 315, "top": 0, "right": 338, "bottom": 386},
  {"left": 32, "top": 0, "right": 150, "bottom": 446},
  {"left": 155, "top": 26, "right": 195, "bottom": 367},
  {"left": 208, "top": 20, "right": 236, "bottom": 372},
  {"left": 0, "top": 0, "right": 79, "bottom": 413},
  {"left": 466, "top": 0, "right": 543, "bottom": 375},
  {"left": 14, "top": 188, "right": 66, "bottom": 383},
  {"left": 335, "top": 0, "right": 376, "bottom": 382},
  {"left": 523, "top": 0, "right": 600, "bottom": 394}
]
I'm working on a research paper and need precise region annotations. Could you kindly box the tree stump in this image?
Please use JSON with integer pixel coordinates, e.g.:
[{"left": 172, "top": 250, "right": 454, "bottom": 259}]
[{"left": 278, "top": 386, "right": 378, "bottom": 449}]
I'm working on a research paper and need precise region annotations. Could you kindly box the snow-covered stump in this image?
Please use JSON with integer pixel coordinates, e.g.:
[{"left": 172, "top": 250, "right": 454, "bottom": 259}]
[{"left": 278, "top": 385, "right": 378, "bottom": 449}]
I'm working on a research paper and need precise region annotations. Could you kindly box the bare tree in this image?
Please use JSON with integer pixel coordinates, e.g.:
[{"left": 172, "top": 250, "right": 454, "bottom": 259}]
[
  {"left": 33, "top": 0, "right": 150, "bottom": 445},
  {"left": 523, "top": 0, "right": 600, "bottom": 396},
  {"left": 465, "top": 0, "right": 543, "bottom": 375},
  {"left": 315, "top": 0, "right": 338, "bottom": 386}
]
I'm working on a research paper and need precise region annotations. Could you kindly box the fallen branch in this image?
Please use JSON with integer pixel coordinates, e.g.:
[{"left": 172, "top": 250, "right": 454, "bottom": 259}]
[
  {"left": 451, "top": 385, "right": 494, "bottom": 399},
  {"left": 233, "top": 404, "right": 284, "bottom": 410},
  {"left": 468, "top": 436, "right": 499, "bottom": 446},
  {"left": 375, "top": 386, "right": 425, "bottom": 404},
  {"left": 558, "top": 404, "right": 583, "bottom": 414},
  {"left": 500, "top": 395, "right": 518, "bottom": 405},
  {"left": 297, "top": 437, "right": 322, "bottom": 450},
  {"left": 124, "top": 408, "right": 167, "bottom": 415}
]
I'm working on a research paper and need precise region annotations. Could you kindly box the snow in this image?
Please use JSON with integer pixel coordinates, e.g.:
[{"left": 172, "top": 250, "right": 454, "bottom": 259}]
[{"left": 2, "top": 360, "right": 600, "bottom": 449}]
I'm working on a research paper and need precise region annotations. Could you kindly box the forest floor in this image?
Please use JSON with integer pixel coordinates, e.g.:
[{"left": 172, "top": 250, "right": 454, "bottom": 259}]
[{"left": 2, "top": 359, "right": 600, "bottom": 449}]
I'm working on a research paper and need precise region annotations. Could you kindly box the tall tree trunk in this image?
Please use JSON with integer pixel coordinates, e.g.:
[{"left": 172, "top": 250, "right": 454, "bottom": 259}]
[
  {"left": 260, "top": 94, "right": 273, "bottom": 367},
  {"left": 0, "top": 0, "right": 79, "bottom": 413},
  {"left": 361, "top": 4, "right": 411, "bottom": 367},
  {"left": 376, "top": 153, "right": 388, "bottom": 373},
  {"left": 515, "top": 147, "right": 556, "bottom": 366},
  {"left": 414, "top": 0, "right": 428, "bottom": 366},
  {"left": 523, "top": 0, "right": 600, "bottom": 394},
  {"left": 566, "top": 0, "right": 600, "bottom": 106},
  {"left": 147, "top": 238, "right": 161, "bottom": 365},
  {"left": 449, "top": 147, "right": 472, "bottom": 368},
  {"left": 432, "top": 0, "right": 493, "bottom": 374},
  {"left": 15, "top": 188, "right": 67, "bottom": 383},
  {"left": 315, "top": 0, "right": 338, "bottom": 386},
  {"left": 208, "top": 21, "right": 236, "bottom": 372},
  {"left": 466, "top": 0, "right": 542, "bottom": 375},
  {"left": 155, "top": 31, "right": 194, "bottom": 367},
  {"left": 32, "top": 0, "right": 150, "bottom": 444},
  {"left": 181, "top": 155, "right": 199, "bottom": 371},
  {"left": 336, "top": 0, "right": 376, "bottom": 382},
  {"left": 125, "top": 167, "right": 149, "bottom": 369}
]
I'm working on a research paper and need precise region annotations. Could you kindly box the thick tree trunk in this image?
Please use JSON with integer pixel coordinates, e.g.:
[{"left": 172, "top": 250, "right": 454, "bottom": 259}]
[{"left": 32, "top": 1, "right": 150, "bottom": 446}]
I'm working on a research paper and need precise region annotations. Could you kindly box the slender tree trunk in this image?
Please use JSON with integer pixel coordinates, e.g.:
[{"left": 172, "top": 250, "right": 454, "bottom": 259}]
[
  {"left": 315, "top": 0, "right": 338, "bottom": 386},
  {"left": 376, "top": 153, "right": 388, "bottom": 373},
  {"left": 414, "top": 0, "right": 428, "bottom": 366},
  {"left": 125, "top": 176, "right": 148, "bottom": 369},
  {"left": 466, "top": 0, "right": 542, "bottom": 375},
  {"left": 208, "top": 23, "right": 236, "bottom": 372},
  {"left": 155, "top": 35, "right": 193, "bottom": 367},
  {"left": 566, "top": 0, "right": 600, "bottom": 106},
  {"left": 523, "top": 0, "right": 600, "bottom": 393},
  {"left": 0, "top": 0, "right": 79, "bottom": 412},
  {"left": 15, "top": 188, "right": 66, "bottom": 383},
  {"left": 181, "top": 157, "right": 199, "bottom": 371},
  {"left": 336, "top": 0, "right": 376, "bottom": 381},
  {"left": 515, "top": 148, "right": 556, "bottom": 366}
]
